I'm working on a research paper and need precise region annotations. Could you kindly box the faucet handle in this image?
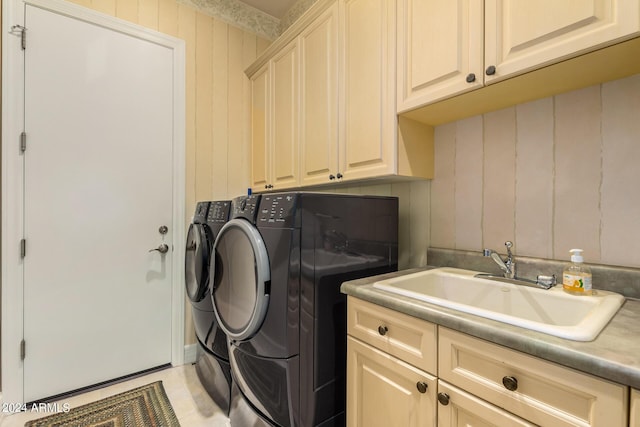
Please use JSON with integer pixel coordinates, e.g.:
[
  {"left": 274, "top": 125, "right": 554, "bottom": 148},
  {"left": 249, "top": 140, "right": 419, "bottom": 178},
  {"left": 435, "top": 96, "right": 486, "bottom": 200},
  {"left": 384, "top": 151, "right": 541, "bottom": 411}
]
[{"left": 504, "top": 241, "right": 513, "bottom": 258}]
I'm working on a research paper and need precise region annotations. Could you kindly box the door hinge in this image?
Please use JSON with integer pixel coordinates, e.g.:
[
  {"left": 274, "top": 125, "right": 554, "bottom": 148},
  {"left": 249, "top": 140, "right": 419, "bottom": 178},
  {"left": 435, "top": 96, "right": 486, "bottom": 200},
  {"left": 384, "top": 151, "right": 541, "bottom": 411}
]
[
  {"left": 20, "top": 339, "right": 26, "bottom": 360},
  {"left": 10, "top": 25, "right": 26, "bottom": 50},
  {"left": 20, "top": 132, "right": 27, "bottom": 153},
  {"left": 20, "top": 239, "right": 26, "bottom": 258}
]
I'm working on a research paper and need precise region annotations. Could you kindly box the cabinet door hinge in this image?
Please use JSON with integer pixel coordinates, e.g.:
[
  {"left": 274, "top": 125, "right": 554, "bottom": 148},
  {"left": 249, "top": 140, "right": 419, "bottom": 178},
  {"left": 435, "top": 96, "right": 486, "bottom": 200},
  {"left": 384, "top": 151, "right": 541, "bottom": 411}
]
[
  {"left": 20, "top": 339, "right": 26, "bottom": 360},
  {"left": 10, "top": 25, "right": 26, "bottom": 50},
  {"left": 20, "top": 132, "right": 27, "bottom": 153},
  {"left": 20, "top": 239, "right": 26, "bottom": 258}
]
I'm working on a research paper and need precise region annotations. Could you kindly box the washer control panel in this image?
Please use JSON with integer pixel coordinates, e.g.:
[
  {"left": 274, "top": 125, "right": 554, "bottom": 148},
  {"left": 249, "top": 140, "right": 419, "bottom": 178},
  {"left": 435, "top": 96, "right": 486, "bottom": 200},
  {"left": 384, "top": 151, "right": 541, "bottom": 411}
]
[{"left": 258, "top": 194, "right": 297, "bottom": 226}]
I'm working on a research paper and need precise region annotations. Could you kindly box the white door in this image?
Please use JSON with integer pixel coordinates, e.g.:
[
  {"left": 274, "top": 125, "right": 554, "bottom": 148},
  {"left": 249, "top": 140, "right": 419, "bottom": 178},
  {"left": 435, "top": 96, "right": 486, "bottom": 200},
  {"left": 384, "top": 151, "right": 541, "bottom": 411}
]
[{"left": 23, "top": 4, "right": 175, "bottom": 401}]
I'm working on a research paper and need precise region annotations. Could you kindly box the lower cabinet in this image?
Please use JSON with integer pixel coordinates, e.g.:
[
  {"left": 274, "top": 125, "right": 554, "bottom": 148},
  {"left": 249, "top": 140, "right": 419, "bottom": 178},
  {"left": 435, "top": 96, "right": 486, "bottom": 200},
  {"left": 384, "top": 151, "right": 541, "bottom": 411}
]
[
  {"left": 632, "top": 389, "right": 640, "bottom": 427},
  {"left": 437, "top": 381, "right": 534, "bottom": 427},
  {"left": 346, "top": 297, "right": 631, "bottom": 427},
  {"left": 347, "top": 337, "right": 436, "bottom": 427}
]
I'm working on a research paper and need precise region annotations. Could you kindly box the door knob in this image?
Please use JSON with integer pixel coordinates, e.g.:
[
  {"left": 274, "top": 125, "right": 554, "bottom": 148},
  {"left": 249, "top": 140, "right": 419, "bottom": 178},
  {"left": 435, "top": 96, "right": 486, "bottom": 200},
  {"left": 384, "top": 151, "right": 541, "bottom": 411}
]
[{"left": 149, "top": 243, "right": 169, "bottom": 254}]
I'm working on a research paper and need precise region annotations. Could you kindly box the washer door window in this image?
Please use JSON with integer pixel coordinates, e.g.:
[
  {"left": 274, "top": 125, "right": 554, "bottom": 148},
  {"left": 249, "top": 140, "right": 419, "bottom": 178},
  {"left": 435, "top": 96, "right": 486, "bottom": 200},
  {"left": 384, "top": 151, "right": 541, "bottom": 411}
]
[
  {"left": 211, "top": 219, "right": 270, "bottom": 341},
  {"left": 185, "top": 223, "right": 211, "bottom": 302}
]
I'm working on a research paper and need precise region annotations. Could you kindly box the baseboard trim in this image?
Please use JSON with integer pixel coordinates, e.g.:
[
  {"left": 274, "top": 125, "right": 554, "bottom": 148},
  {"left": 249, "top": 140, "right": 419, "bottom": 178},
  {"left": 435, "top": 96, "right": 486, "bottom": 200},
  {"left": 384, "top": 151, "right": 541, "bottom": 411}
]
[{"left": 184, "top": 344, "right": 197, "bottom": 364}]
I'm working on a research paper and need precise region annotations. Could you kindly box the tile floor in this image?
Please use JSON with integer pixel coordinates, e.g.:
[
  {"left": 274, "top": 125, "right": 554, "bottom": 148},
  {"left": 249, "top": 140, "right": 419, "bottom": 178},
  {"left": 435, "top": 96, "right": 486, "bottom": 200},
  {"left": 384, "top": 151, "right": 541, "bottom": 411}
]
[{"left": 0, "top": 364, "right": 230, "bottom": 427}]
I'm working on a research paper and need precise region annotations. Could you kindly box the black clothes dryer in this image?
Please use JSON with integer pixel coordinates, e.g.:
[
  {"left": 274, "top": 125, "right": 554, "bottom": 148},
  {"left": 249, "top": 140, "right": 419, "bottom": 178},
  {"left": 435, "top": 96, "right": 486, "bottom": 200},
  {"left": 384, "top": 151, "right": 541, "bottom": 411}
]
[
  {"left": 211, "top": 193, "right": 398, "bottom": 426},
  {"left": 185, "top": 200, "right": 232, "bottom": 413}
]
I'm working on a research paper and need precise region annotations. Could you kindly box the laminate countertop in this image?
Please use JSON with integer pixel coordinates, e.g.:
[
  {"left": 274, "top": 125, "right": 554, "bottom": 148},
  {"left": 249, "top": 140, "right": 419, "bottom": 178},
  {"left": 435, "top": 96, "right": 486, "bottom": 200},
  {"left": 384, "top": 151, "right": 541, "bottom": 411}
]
[{"left": 340, "top": 267, "right": 640, "bottom": 389}]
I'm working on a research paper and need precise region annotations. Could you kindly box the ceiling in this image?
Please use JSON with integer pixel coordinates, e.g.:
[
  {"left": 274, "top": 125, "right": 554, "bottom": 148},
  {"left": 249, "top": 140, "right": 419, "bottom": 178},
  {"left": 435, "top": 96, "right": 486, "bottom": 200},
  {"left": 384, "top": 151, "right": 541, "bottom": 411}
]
[{"left": 239, "top": 0, "right": 300, "bottom": 19}]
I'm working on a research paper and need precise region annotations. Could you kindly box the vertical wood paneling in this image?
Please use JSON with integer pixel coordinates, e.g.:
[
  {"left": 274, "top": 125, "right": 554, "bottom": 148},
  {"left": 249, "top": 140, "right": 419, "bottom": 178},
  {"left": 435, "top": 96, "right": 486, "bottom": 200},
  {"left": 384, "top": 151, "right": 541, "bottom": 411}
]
[
  {"left": 483, "top": 108, "right": 516, "bottom": 252},
  {"left": 195, "top": 14, "right": 214, "bottom": 201},
  {"left": 430, "top": 123, "right": 456, "bottom": 248},
  {"left": 115, "top": 0, "right": 138, "bottom": 23},
  {"left": 515, "top": 98, "right": 554, "bottom": 259},
  {"left": 409, "top": 180, "right": 429, "bottom": 267},
  {"left": 227, "top": 26, "right": 246, "bottom": 197},
  {"left": 91, "top": 0, "right": 116, "bottom": 16},
  {"left": 601, "top": 74, "right": 640, "bottom": 266},
  {"left": 212, "top": 20, "right": 230, "bottom": 199},
  {"left": 69, "top": 0, "right": 92, "bottom": 7},
  {"left": 240, "top": 33, "right": 259, "bottom": 197},
  {"left": 178, "top": 5, "right": 197, "bottom": 226},
  {"left": 158, "top": 0, "right": 178, "bottom": 37},
  {"left": 554, "top": 86, "right": 602, "bottom": 262},
  {"left": 455, "top": 116, "right": 483, "bottom": 251},
  {"left": 138, "top": 0, "right": 159, "bottom": 30}
]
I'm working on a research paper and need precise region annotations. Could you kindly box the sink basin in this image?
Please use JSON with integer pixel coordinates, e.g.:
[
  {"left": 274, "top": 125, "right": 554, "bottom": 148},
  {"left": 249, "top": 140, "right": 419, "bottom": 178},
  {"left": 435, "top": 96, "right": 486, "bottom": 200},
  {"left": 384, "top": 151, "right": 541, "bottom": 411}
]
[{"left": 372, "top": 267, "right": 625, "bottom": 341}]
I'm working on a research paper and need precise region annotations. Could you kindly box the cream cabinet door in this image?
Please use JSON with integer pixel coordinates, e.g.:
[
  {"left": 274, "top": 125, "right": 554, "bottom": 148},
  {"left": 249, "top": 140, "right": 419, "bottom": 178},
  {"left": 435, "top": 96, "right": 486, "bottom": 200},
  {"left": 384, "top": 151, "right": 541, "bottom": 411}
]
[
  {"left": 347, "top": 336, "right": 437, "bottom": 427},
  {"left": 270, "top": 40, "right": 300, "bottom": 190},
  {"left": 632, "top": 389, "right": 640, "bottom": 427},
  {"left": 299, "top": 2, "right": 339, "bottom": 187},
  {"left": 342, "top": 0, "right": 396, "bottom": 180},
  {"left": 485, "top": 0, "right": 640, "bottom": 84},
  {"left": 397, "top": 0, "right": 483, "bottom": 112},
  {"left": 437, "top": 381, "right": 535, "bottom": 427},
  {"left": 250, "top": 64, "right": 270, "bottom": 192}
]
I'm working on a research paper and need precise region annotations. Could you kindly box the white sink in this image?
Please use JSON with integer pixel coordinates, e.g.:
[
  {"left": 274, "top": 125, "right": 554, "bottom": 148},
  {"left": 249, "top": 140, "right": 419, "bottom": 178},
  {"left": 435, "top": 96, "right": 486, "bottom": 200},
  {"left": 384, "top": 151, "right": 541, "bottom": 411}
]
[{"left": 372, "top": 267, "right": 625, "bottom": 341}]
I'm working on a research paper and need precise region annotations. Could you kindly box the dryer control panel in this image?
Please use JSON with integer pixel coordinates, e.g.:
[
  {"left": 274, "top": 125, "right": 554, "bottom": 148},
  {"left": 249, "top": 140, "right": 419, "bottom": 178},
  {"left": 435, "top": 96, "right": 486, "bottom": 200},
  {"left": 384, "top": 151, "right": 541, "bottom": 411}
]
[
  {"left": 232, "top": 195, "right": 261, "bottom": 222},
  {"left": 193, "top": 201, "right": 210, "bottom": 224},
  {"left": 258, "top": 194, "right": 297, "bottom": 226},
  {"left": 208, "top": 200, "right": 231, "bottom": 223}
]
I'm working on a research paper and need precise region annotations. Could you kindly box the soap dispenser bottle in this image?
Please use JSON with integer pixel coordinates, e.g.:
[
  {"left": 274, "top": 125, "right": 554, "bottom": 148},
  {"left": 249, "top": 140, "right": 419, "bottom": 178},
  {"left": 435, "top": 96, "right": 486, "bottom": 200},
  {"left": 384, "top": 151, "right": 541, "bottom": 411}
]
[{"left": 562, "top": 249, "right": 592, "bottom": 296}]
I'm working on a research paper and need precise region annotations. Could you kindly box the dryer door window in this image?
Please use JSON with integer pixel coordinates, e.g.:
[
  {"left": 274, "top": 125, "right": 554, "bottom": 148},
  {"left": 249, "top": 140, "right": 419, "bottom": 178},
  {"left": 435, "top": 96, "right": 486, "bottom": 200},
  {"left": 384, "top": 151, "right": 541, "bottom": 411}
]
[
  {"left": 185, "top": 223, "right": 211, "bottom": 302},
  {"left": 211, "top": 219, "right": 270, "bottom": 341}
]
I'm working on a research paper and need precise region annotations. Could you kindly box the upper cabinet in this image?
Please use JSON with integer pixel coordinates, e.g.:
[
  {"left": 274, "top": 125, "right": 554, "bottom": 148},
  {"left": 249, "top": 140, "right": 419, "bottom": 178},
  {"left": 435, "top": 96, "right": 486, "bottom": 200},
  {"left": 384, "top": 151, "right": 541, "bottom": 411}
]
[
  {"left": 341, "top": 0, "right": 397, "bottom": 181},
  {"left": 397, "top": 0, "right": 484, "bottom": 112},
  {"left": 398, "top": 0, "right": 640, "bottom": 117},
  {"left": 299, "top": 2, "right": 340, "bottom": 187},
  {"left": 247, "top": 0, "right": 434, "bottom": 192},
  {"left": 249, "top": 41, "right": 299, "bottom": 193}
]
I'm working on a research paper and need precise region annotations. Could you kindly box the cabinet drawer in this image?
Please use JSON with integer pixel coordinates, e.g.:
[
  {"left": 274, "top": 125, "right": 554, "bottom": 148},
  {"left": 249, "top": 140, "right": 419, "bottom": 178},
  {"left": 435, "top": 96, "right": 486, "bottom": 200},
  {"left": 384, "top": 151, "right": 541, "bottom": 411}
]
[
  {"left": 347, "top": 296, "right": 437, "bottom": 374},
  {"left": 347, "top": 336, "right": 437, "bottom": 427},
  {"left": 439, "top": 328, "right": 628, "bottom": 427},
  {"left": 437, "top": 380, "right": 534, "bottom": 427}
]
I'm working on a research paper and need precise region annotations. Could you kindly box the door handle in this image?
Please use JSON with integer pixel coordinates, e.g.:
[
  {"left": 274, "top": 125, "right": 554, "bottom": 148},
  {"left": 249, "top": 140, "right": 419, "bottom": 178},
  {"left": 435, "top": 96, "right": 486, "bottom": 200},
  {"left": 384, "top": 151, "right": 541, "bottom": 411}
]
[{"left": 149, "top": 243, "right": 169, "bottom": 254}]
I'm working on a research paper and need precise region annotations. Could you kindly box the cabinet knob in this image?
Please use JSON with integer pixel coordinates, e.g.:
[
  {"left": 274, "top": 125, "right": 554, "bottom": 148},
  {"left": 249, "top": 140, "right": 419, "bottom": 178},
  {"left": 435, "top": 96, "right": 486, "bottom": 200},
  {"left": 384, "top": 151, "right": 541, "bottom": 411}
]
[
  {"left": 466, "top": 73, "right": 476, "bottom": 83},
  {"left": 437, "top": 392, "right": 450, "bottom": 405},
  {"left": 486, "top": 65, "right": 496, "bottom": 75},
  {"left": 416, "top": 381, "right": 428, "bottom": 394},
  {"left": 265, "top": 185, "right": 269, "bottom": 189},
  {"left": 336, "top": 173, "right": 343, "bottom": 179},
  {"left": 377, "top": 325, "right": 388, "bottom": 336},
  {"left": 329, "top": 174, "right": 336, "bottom": 180},
  {"left": 502, "top": 376, "right": 518, "bottom": 391}
]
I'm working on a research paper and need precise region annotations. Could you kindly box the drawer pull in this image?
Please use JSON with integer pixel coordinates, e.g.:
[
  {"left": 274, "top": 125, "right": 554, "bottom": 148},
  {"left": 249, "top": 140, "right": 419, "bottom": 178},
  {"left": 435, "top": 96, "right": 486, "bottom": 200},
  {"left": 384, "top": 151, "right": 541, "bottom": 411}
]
[
  {"left": 437, "top": 392, "right": 450, "bottom": 405},
  {"left": 502, "top": 376, "right": 518, "bottom": 391},
  {"left": 416, "top": 381, "right": 428, "bottom": 394},
  {"left": 377, "top": 325, "right": 388, "bottom": 336}
]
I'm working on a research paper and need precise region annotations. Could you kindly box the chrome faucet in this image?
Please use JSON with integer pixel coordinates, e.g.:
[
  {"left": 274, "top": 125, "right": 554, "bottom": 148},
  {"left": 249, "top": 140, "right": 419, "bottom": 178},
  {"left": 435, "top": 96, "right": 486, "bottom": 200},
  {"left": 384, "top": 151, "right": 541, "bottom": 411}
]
[
  {"left": 479, "top": 241, "right": 557, "bottom": 289},
  {"left": 483, "top": 241, "right": 515, "bottom": 279}
]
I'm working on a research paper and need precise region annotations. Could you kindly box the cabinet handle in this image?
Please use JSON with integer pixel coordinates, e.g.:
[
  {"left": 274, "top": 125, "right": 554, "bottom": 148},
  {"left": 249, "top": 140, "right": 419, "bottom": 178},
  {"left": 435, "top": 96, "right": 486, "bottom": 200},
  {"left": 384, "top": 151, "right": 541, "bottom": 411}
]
[
  {"left": 486, "top": 65, "right": 496, "bottom": 75},
  {"left": 416, "top": 381, "right": 428, "bottom": 394},
  {"left": 502, "top": 376, "right": 518, "bottom": 391},
  {"left": 377, "top": 325, "right": 388, "bottom": 336},
  {"left": 336, "top": 173, "right": 343, "bottom": 179},
  {"left": 329, "top": 174, "right": 336, "bottom": 180},
  {"left": 264, "top": 185, "right": 269, "bottom": 189},
  {"left": 437, "top": 392, "right": 450, "bottom": 405},
  {"left": 466, "top": 73, "right": 476, "bottom": 83}
]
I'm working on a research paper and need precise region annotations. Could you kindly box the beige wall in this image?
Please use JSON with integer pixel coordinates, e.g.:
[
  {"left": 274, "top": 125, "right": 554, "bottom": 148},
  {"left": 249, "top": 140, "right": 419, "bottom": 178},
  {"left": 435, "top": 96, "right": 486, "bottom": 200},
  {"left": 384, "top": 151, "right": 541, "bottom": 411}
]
[
  {"left": 430, "top": 73, "right": 640, "bottom": 269},
  {"left": 63, "top": 0, "right": 270, "bottom": 344}
]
